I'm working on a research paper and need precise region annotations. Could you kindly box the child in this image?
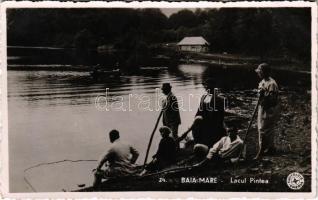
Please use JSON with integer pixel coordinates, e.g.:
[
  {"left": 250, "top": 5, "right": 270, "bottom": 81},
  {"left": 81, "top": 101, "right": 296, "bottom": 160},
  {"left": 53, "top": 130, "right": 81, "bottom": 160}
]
[{"left": 142, "top": 126, "right": 177, "bottom": 174}]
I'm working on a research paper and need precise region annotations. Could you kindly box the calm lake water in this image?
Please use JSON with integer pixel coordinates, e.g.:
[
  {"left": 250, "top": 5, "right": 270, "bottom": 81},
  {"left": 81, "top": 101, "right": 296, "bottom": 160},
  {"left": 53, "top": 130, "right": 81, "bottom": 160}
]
[
  {"left": 7, "top": 48, "right": 310, "bottom": 192},
  {"left": 8, "top": 65, "right": 211, "bottom": 192}
]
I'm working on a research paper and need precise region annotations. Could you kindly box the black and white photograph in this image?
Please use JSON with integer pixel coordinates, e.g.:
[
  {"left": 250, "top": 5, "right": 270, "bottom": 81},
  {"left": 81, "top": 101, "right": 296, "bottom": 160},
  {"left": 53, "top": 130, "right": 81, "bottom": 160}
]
[{"left": 1, "top": 1, "right": 316, "bottom": 198}]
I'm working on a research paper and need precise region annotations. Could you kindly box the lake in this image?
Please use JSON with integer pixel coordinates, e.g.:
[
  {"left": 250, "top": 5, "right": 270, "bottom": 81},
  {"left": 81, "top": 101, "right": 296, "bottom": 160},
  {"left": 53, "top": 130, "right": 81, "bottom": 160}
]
[{"left": 7, "top": 48, "right": 310, "bottom": 192}]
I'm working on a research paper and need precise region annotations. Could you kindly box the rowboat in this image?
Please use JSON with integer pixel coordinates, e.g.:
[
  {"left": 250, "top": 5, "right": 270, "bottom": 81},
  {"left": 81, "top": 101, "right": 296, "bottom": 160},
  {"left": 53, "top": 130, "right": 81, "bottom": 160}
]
[
  {"left": 90, "top": 68, "right": 121, "bottom": 78},
  {"left": 74, "top": 141, "right": 206, "bottom": 192}
]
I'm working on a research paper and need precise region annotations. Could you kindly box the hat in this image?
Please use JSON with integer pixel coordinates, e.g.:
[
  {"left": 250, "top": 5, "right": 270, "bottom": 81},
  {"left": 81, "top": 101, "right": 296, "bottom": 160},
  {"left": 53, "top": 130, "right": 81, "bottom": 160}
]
[
  {"left": 161, "top": 83, "right": 172, "bottom": 89},
  {"left": 255, "top": 63, "right": 269, "bottom": 73}
]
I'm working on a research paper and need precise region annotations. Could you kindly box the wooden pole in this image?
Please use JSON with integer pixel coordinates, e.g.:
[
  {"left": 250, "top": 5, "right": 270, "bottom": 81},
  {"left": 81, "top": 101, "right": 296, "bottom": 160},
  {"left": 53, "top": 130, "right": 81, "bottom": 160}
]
[
  {"left": 143, "top": 110, "right": 163, "bottom": 167},
  {"left": 238, "top": 97, "right": 260, "bottom": 158}
]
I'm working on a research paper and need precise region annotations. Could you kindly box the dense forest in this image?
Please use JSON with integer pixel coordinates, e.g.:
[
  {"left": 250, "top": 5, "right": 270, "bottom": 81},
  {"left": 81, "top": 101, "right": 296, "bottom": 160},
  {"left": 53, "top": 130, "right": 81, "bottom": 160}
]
[{"left": 7, "top": 8, "right": 311, "bottom": 62}]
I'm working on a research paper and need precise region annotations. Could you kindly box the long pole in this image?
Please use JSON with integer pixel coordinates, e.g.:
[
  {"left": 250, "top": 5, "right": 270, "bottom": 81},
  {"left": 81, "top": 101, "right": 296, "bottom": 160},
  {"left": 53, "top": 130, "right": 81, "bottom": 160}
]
[
  {"left": 238, "top": 97, "right": 260, "bottom": 158},
  {"left": 143, "top": 110, "right": 163, "bottom": 167}
]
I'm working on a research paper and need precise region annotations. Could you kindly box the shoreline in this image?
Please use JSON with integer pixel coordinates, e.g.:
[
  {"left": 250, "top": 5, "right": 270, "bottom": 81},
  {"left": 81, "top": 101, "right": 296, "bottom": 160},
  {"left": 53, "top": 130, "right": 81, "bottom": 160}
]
[
  {"left": 7, "top": 62, "right": 311, "bottom": 75},
  {"left": 7, "top": 46, "right": 310, "bottom": 73}
]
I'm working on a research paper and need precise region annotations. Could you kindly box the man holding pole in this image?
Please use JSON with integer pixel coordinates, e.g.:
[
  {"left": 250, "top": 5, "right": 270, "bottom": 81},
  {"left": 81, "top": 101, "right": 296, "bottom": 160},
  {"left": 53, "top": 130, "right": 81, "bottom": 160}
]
[
  {"left": 254, "top": 63, "right": 280, "bottom": 159},
  {"left": 142, "top": 83, "right": 179, "bottom": 168},
  {"left": 161, "top": 83, "right": 181, "bottom": 142},
  {"left": 194, "top": 78, "right": 226, "bottom": 148}
]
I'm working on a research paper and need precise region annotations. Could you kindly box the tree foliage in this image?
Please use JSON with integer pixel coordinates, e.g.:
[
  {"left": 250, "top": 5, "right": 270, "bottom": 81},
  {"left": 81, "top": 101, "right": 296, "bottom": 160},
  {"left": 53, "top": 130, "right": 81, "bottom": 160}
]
[{"left": 7, "top": 8, "right": 311, "bottom": 61}]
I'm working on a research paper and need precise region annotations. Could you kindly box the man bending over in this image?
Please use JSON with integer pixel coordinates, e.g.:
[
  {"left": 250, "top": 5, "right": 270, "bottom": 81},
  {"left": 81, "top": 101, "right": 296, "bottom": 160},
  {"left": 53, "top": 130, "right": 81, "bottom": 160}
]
[{"left": 93, "top": 129, "right": 139, "bottom": 187}]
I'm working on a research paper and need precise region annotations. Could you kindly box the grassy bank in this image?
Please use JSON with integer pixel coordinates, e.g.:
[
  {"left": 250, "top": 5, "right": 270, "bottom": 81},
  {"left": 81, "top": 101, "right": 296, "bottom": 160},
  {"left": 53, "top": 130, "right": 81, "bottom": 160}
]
[{"left": 178, "top": 51, "right": 311, "bottom": 73}]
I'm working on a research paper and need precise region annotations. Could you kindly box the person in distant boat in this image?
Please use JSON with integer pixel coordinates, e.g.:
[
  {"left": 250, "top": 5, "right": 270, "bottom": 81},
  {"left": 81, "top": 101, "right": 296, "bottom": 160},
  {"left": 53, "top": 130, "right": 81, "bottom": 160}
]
[
  {"left": 195, "top": 123, "right": 244, "bottom": 166},
  {"left": 193, "top": 78, "right": 226, "bottom": 148},
  {"left": 93, "top": 129, "right": 139, "bottom": 187},
  {"left": 141, "top": 126, "right": 177, "bottom": 174},
  {"left": 161, "top": 83, "right": 181, "bottom": 143},
  {"left": 254, "top": 63, "right": 280, "bottom": 159}
]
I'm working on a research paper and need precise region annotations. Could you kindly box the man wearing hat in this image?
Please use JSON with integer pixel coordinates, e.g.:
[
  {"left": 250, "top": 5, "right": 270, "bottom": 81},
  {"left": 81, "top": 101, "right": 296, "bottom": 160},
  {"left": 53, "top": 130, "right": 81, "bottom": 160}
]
[
  {"left": 161, "top": 83, "right": 181, "bottom": 142},
  {"left": 254, "top": 63, "right": 280, "bottom": 159}
]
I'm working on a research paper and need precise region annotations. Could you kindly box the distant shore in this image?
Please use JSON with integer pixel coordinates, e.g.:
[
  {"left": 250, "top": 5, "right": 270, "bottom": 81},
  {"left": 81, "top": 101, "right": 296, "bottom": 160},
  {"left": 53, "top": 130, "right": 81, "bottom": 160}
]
[
  {"left": 7, "top": 45, "right": 310, "bottom": 73},
  {"left": 7, "top": 64, "right": 92, "bottom": 71}
]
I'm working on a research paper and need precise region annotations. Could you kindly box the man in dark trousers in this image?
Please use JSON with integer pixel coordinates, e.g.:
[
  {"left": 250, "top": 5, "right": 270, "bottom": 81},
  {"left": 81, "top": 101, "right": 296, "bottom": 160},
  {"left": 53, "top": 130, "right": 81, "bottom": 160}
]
[
  {"left": 161, "top": 83, "right": 181, "bottom": 142},
  {"left": 193, "top": 78, "right": 226, "bottom": 148}
]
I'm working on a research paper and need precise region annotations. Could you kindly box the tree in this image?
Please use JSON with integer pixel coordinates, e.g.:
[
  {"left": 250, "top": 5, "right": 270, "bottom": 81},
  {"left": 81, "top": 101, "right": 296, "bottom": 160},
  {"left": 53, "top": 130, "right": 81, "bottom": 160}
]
[
  {"left": 74, "top": 29, "right": 96, "bottom": 49},
  {"left": 168, "top": 9, "right": 198, "bottom": 29}
]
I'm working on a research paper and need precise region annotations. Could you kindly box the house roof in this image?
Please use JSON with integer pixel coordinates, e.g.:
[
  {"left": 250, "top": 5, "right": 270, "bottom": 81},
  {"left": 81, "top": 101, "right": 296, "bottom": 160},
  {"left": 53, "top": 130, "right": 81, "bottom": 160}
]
[{"left": 177, "top": 36, "right": 209, "bottom": 46}]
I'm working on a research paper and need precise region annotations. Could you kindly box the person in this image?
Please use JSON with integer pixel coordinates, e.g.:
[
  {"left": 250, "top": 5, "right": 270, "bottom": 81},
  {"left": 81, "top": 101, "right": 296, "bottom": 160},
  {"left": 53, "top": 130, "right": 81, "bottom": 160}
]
[
  {"left": 93, "top": 130, "right": 139, "bottom": 187},
  {"left": 141, "top": 126, "right": 177, "bottom": 174},
  {"left": 161, "top": 83, "right": 181, "bottom": 141},
  {"left": 206, "top": 125, "right": 243, "bottom": 162},
  {"left": 175, "top": 115, "right": 203, "bottom": 144},
  {"left": 195, "top": 124, "right": 244, "bottom": 166},
  {"left": 254, "top": 63, "right": 280, "bottom": 159},
  {"left": 193, "top": 143, "right": 209, "bottom": 161},
  {"left": 190, "top": 116, "right": 204, "bottom": 144},
  {"left": 193, "top": 78, "right": 226, "bottom": 148}
]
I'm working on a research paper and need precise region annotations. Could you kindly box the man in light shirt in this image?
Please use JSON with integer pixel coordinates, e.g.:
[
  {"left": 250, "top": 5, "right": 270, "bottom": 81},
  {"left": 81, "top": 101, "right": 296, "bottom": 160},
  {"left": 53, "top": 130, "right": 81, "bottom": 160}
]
[
  {"left": 93, "top": 129, "right": 139, "bottom": 187},
  {"left": 195, "top": 124, "right": 243, "bottom": 166},
  {"left": 206, "top": 125, "right": 243, "bottom": 162}
]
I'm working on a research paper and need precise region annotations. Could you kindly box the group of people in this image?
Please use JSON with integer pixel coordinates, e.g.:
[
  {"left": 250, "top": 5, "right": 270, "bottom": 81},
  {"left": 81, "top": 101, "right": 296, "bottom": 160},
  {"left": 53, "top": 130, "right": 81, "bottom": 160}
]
[{"left": 93, "top": 63, "right": 280, "bottom": 187}]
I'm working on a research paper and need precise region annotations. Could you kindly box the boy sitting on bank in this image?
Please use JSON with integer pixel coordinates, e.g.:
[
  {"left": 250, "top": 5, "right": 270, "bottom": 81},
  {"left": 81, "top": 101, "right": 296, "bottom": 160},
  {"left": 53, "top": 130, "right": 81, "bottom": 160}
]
[{"left": 141, "top": 126, "right": 177, "bottom": 174}]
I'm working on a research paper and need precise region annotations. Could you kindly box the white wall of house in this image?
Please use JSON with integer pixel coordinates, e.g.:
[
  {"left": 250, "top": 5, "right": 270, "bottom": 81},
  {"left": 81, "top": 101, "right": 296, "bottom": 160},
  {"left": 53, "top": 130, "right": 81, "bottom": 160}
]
[{"left": 179, "top": 45, "right": 208, "bottom": 52}]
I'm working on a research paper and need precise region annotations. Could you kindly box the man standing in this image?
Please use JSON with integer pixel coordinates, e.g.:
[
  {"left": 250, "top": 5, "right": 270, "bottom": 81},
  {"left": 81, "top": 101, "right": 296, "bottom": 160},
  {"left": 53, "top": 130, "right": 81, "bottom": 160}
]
[
  {"left": 161, "top": 83, "right": 181, "bottom": 141},
  {"left": 194, "top": 78, "right": 226, "bottom": 148},
  {"left": 93, "top": 130, "right": 139, "bottom": 187},
  {"left": 254, "top": 63, "right": 280, "bottom": 159}
]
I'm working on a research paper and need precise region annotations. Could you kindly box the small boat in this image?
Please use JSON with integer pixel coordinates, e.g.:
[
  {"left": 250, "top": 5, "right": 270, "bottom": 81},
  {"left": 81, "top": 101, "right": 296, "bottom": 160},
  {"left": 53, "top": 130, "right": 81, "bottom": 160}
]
[
  {"left": 74, "top": 142, "right": 201, "bottom": 192},
  {"left": 140, "top": 66, "right": 168, "bottom": 70},
  {"left": 73, "top": 140, "right": 250, "bottom": 192},
  {"left": 90, "top": 68, "right": 121, "bottom": 78}
]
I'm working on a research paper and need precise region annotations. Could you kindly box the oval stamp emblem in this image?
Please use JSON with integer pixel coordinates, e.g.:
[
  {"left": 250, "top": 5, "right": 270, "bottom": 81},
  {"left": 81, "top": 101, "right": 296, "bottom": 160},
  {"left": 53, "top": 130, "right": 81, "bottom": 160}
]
[{"left": 287, "top": 172, "right": 305, "bottom": 190}]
